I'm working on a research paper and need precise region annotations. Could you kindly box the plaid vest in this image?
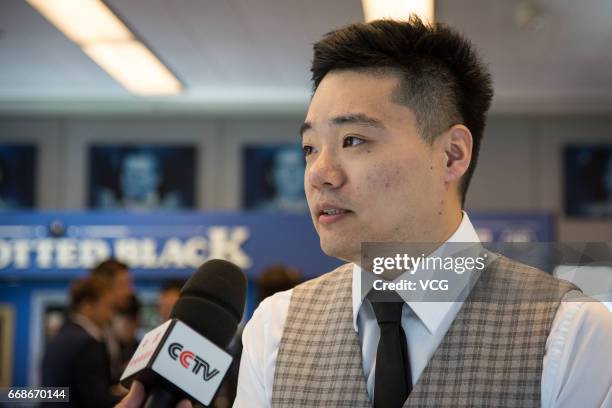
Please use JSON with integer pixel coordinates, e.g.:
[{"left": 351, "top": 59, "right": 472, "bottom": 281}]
[{"left": 272, "top": 256, "right": 580, "bottom": 407}]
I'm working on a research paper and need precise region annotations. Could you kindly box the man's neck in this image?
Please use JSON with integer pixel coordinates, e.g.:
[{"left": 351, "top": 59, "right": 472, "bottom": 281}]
[
  {"left": 438, "top": 208, "right": 464, "bottom": 243},
  {"left": 349, "top": 208, "right": 465, "bottom": 266}
]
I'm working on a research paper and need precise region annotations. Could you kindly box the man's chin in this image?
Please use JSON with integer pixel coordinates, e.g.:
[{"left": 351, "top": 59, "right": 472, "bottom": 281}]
[{"left": 319, "top": 239, "right": 358, "bottom": 264}]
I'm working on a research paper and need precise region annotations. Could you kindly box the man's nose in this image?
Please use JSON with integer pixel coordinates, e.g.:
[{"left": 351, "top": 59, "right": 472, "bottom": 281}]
[{"left": 306, "top": 149, "right": 346, "bottom": 190}]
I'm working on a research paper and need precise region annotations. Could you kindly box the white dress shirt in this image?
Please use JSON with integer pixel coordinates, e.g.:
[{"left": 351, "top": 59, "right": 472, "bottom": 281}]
[{"left": 235, "top": 213, "right": 612, "bottom": 407}]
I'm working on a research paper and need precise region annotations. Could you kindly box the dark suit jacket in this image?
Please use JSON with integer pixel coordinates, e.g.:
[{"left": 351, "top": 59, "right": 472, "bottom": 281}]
[{"left": 41, "top": 319, "right": 120, "bottom": 408}]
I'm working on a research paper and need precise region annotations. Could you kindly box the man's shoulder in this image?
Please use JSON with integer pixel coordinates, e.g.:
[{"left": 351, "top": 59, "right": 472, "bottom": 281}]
[
  {"left": 490, "top": 254, "right": 550, "bottom": 277},
  {"left": 52, "top": 320, "right": 100, "bottom": 351},
  {"left": 481, "top": 255, "right": 581, "bottom": 302},
  {"left": 490, "top": 255, "right": 579, "bottom": 288},
  {"left": 53, "top": 320, "right": 89, "bottom": 342}
]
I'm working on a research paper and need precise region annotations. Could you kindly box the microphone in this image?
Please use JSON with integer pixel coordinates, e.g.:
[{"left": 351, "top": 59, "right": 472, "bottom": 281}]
[{"left": 119, "top": 259, "right": 247, "bottom": 407}]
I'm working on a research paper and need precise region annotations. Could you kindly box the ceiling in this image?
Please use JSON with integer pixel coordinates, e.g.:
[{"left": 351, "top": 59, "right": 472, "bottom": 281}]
[{"left": 0, "top": 0, "right": 611, "bottom": 115}]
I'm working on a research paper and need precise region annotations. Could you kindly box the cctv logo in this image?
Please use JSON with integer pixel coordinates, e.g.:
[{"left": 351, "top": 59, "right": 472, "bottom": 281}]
[{"left": 168, "top": 342, "right": 220, "bottom": 381}]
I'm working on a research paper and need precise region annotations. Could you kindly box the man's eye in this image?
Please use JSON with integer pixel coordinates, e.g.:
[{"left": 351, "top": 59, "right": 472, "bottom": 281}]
[
  {"left": 343, "top": 135, "right": 365, "bottom": 147},
  {"left": 302, "top": 145, "right": 314, "bottom": 157}
]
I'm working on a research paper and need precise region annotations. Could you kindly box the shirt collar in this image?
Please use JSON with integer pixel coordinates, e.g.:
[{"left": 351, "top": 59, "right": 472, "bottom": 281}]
[
  {"left": 352, "top": 211, "right": 481, "bottom": 334},
  {"left": 72, "top": 313, "right": 104, "bottom": 342}
]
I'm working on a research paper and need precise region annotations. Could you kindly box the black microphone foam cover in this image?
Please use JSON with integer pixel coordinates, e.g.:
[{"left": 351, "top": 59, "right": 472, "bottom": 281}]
[{"left": 170, "top": 259, "right": 246, "bottom": 348}]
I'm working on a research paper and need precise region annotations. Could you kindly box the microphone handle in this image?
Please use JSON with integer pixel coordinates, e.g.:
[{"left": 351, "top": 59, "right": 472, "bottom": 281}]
[{"left": 143, "top": 386, "right": 180, "bottom": 408}]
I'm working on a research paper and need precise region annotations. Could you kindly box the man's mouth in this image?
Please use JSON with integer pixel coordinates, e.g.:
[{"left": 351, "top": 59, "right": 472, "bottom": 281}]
[
  {"left": 317, "top": 206, "right": 353, "bottom": 225},
  {"left": 320, "top": 208, "right": 350, "bottom": 216}
]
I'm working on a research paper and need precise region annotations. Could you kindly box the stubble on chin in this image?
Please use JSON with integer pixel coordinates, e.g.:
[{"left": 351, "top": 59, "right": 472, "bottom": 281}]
[{"left": 320, "top": 235, "right": 360, "bottom": 264}]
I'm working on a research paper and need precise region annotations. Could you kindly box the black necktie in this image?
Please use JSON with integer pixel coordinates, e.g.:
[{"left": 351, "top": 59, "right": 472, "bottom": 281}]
[{"left": 370, "top": 298, "right": 412, "bottom": 408}]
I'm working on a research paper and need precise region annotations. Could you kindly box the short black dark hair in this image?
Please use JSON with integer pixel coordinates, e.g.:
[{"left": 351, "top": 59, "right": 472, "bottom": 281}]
[
  {"left": 90, "top": 259, "right": 129, "bottom": 281},
  {"left": 70, "top": 276, "right": 111, "bottom": 311},
  {"left": 310, "top": 17, "right": 493, "bottom": 205},
  {"left": 256, "top": 264, "right": 302, "bottom": 303},
  {"left": 160, "top": 279, "right": 186, "bottom": 294}
]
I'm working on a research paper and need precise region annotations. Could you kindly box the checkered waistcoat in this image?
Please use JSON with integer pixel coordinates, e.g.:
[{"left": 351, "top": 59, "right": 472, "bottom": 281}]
[{"left": 272, "top": 255, "right": 580, "bottom": 407}]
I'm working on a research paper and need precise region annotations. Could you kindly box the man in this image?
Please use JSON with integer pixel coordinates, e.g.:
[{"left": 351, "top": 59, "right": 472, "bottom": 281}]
[
  {"left": 113, "top": 294, "right": 141, "bottom": 375},
  {"left": 42, "top": 276, "right": 121, "bottom": 408},
  {"left": 233, "top": 18, "right": 612, "bottom": 408},
  {"left": 157, "top": 279, "right": 185, "bottom": 322},
  {"left": 91, "top": 259, "right": 134, "bottom": 384},
  {"left": 91, "top": 259, "right": 134, "bottom": 311},
  {"left": 256, "top": 265, "right": 302, "bottom": 303},
  {"left": 116, "top": 17, "right": 611, "bottom": 408}
]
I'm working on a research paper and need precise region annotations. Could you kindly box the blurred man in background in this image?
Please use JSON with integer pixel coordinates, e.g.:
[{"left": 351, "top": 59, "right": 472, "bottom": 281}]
[
  {"left": 256, "top": 264, "right": 302, "bottom": 303},
  {"left": 91, "top": 259, "right": 133, "bottom": 311},
  {"left": 113, "top": 294, "right": 141, "bottom": 376},
  {"left": 42, "top": 276, "right": 120, "bottom": 408},
  {"left": 157, "top": 279, "right": 185, "bottom": 322},
  {"left": 91, "top": 259, "right": 134, "bottom": 385}
]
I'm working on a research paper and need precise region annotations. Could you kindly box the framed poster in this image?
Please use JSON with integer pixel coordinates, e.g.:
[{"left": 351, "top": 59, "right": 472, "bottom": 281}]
[
  {"left": 242, "top": 143, "right": 308, "bottom": 214},
  {"left": 0, "top": 304, "right": 14, "bottom": 387},
  {"left": 0, "top": 144, "right": 37, "bottom": 210},
  {"left": 564, "top": 145, "right": 612, "bottom": 218},
  {"left": 88, "top": 145, "right": 196, "bottom": 210}
]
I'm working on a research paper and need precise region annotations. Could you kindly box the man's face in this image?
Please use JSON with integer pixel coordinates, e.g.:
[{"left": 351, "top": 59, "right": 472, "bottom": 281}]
[
  {"left": 302, "top": 70, "right": 450, "bottom": 264},
  {"left": 90, "top": 291, "right": 116, "bottom": 328},
  {"left": 158, "top": 289, "right": 180, "bottom": 321},
  {"left": 112, "top": 269, "right": 133, "bottom": 309}
]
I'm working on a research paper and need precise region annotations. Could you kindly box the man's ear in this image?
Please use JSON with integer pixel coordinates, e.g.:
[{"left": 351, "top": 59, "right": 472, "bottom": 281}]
[{"left": 442, "top": 124, "right": 472, "bottom": 184}]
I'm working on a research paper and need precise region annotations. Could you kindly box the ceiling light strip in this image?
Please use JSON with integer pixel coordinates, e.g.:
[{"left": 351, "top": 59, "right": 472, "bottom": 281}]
[
  {"left": 26, "top": 0, "right": 182, "bottom": 95},
  {"left": 361, "top": 0, "right": 435, "bottom": 24}
]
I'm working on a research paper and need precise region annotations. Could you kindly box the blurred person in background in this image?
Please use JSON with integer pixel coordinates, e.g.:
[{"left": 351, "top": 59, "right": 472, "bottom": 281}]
[
  {"left": 157, "top": 279, "right": 186, "bottom": 322},
  {"left": 42, "top": 276, "right": 121, "bottom": 408},
  {"left": 91, "top": 259, "right": 133, "bottom": 310},
  {"left": 256, "top": 264, "right": 302, "bottom": 303},
  {"left": 113, "top": 294, "right": 141, "bottom": 376},
  {"left": 91, "top": 259, "right": 134, "bottom": 384}
]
